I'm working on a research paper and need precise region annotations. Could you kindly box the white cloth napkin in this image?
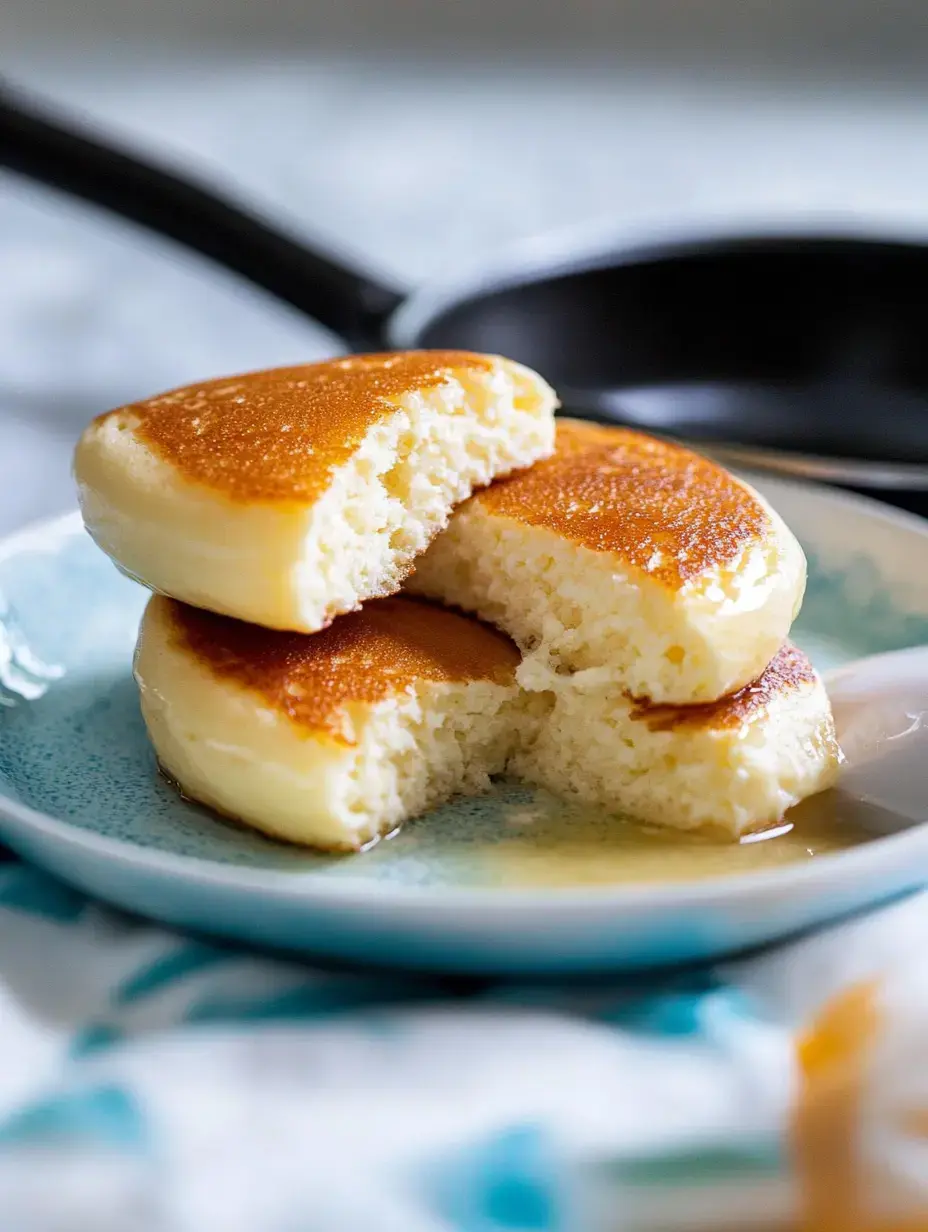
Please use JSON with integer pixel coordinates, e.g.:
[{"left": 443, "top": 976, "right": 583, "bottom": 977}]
[{"left": 0, "top": 860, "right": 926, "bottom": 1231}]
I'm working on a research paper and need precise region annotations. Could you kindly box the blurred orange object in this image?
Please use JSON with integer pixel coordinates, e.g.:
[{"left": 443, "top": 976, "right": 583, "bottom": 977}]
[{"left": 795, "top": 980, "right": 928, "bottom": 1232}]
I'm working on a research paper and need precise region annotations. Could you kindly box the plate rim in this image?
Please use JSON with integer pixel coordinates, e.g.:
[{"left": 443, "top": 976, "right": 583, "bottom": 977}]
[{"left": 1, "top": 486, "right": 928, "bottom": 916}]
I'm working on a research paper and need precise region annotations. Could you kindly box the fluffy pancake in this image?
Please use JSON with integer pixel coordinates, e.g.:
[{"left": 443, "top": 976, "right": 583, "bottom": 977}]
[
  {"left": 134, "top": 593, "right": 530, "bottom": 851},
  {"left": 137, "top": 593, "right": 837, "bottom": 848},
  {"left": 408, "top": 419, "right": 806, "bottom": 704},
  {"left": 512, "top": 643, "right": 841, "bottom": 838},
  {"left": 76, "top": 351, "right": 556, "bottom": 631}
]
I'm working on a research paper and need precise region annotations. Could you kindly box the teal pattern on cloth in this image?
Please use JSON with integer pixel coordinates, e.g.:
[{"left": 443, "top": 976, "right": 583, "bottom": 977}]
[
  {"left": 0, "top": 1085, "right": 146, "bottom": 1151},
  {"left": 429, "top": 1125, "right": 564, "bottom": 1231},
  {"left": 3, "top": 860, "right": 922, "bottom": 1231},
  {"left": 0, "top": 860, "right": 793, "bottom": 1228},
  {"left": 0, "top": 861, "right": 87, "bottom": 921},
  {"left": 114, "top": 942, "right": 233, "bottom": 1005}
]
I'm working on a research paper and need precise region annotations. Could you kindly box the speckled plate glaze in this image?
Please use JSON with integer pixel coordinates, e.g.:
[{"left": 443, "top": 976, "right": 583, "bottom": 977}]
[{"left": 2, "top": 477, "right": 928, "bottom": 974}]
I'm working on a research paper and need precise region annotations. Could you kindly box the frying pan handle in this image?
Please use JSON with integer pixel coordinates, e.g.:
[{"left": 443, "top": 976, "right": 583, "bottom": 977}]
[{"left": 0, "top": 80, "right": 404, "bottom": 349}]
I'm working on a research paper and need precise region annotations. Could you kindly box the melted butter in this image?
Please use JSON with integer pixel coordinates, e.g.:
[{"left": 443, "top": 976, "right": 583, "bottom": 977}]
[
  {"left": 102, "top": 350, "right": 493, "bottom": 503},
  {"left": 473, "top": 788, "right": 871, "bottom": 887},
  {"left": 472, "top": 418, "right": 768, "bottom": 589}
]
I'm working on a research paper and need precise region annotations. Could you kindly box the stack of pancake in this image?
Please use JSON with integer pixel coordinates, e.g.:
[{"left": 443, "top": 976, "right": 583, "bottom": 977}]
[{"left": 74, "top": 350, "right": 840, "bottom": 852}]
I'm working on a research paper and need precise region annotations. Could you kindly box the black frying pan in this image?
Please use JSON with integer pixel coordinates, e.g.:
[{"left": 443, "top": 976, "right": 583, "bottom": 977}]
[{"left": 3, "top": 81, "right": 928, "bottom": 511}]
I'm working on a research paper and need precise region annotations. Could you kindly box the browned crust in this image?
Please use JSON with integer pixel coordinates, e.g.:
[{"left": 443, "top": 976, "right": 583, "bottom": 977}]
[
  {"left": 631, "top": 642, "right": 817, "bottom": 731},
  {"left": 98, "top": 351, "right": 495, "bottom": 504},
  {"left": 161, "top": 594, "right": 520, "bottom": 744},
  {"left": 469, "top": 417, "right": 770, "bottom": 588}
]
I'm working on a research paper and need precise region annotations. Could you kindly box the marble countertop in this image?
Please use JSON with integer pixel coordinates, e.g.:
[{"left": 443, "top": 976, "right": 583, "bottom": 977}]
[{"left": 2, "top": 53, "right": 928, "bottom": 534}]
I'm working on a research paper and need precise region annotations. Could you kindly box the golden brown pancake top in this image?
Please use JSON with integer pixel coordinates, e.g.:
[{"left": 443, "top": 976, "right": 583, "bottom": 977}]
[
  {"left": 164, "top": 595, "right": 519, "bottom": 743},
  {"left": 633, "top": 642, "right": 817, "bottom": 731},
  {"left": 102, "top": 351, "right": 494, "bottom": 503},
  {"left": 471, "top": 418, "right": 769, "bottom": 588}
]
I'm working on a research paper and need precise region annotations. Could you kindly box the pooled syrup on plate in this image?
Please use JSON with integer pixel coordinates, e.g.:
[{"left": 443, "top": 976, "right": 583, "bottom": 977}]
[
  {"left": 160, "top": 769, "right": 874, "bottom": 887},
  {"left": 463, "top": 787, "right": 872, "bottom": 888}
]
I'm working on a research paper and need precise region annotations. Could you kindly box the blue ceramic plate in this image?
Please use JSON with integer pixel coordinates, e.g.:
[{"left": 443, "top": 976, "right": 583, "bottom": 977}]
[{"left": 1, "top": 477, "right": 928, "bottom": 974}]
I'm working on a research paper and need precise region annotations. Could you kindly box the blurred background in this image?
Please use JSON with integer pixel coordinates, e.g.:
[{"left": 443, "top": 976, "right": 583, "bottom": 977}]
[{"left": 3, "top": 0, "right": 928, "bottom": 532}]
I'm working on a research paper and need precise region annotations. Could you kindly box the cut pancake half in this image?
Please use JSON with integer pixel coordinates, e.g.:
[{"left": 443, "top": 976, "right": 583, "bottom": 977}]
[
  {"left": 76, "top": 351, "right": 556, "bottom": 631},
  {"left": 409, "top": 419, "right": 806, "bottom": 704},
  {"left": 137, "top": 595, "right": 838, "bottom": 849},
  {"left": 134, "top": 593, "right": 529, "bottom": 851},
  {"left": 512, "top": 643, "right": 841, "bottom": 839}
]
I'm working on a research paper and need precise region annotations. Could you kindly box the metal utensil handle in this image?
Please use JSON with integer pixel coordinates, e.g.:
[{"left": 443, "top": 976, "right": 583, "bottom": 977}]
[{"left": 0, "top": 80, "right": 402, "bottom": 348}]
